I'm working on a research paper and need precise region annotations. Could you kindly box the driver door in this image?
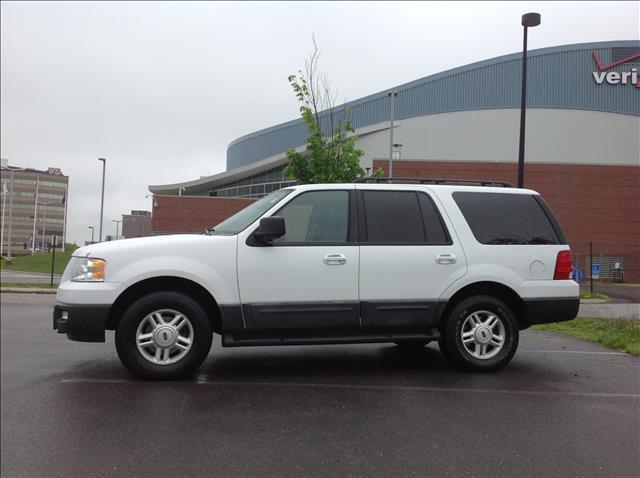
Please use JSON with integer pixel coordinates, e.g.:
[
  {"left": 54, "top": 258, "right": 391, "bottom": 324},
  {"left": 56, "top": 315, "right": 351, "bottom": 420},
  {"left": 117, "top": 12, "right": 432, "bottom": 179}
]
[{"left": 236, "top": 187, "right": 359, "bottom": 331}]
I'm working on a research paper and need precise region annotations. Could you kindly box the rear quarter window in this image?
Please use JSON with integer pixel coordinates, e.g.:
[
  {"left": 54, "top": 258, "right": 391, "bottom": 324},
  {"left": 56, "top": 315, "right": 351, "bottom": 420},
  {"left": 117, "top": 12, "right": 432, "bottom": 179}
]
[{"left": 453, "top": 192, "right": 564, "bottom": 245}]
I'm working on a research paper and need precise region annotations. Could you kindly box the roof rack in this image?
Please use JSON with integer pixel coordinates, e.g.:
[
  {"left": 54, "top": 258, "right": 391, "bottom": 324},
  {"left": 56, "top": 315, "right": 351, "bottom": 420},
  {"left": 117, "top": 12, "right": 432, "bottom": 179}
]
[{"left": 353, "top": 177, "right": 514, "bottom": 187}]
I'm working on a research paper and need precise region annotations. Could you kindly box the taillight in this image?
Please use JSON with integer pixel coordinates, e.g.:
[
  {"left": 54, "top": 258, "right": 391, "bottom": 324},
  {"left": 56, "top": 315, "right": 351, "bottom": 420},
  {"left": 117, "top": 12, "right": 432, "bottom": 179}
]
[{"left": 554, "top": 251, "right": 573, "bottom": 280}]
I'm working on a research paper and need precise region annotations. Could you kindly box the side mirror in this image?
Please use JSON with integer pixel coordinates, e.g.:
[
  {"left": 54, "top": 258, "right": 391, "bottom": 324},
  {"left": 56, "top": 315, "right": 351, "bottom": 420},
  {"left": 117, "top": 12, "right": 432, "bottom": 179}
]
[{"left": 252, "top": 216, "right": 285, "bottom": 244}]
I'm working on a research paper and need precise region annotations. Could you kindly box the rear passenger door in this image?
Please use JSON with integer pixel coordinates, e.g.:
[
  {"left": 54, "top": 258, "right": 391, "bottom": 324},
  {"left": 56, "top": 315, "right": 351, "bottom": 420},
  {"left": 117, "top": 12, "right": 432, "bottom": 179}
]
[{"left": 357, "top": 188, "right": 467, "bottom": 329}]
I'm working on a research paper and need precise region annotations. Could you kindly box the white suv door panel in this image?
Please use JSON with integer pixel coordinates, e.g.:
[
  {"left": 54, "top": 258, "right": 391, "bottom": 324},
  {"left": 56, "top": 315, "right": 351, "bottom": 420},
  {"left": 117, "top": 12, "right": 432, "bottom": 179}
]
[
  {"left": 237, "top": 188, "right": 359, "bottom": 330},
  {"left": 357, "top": 188, "right": 467, "bottom": 328}
]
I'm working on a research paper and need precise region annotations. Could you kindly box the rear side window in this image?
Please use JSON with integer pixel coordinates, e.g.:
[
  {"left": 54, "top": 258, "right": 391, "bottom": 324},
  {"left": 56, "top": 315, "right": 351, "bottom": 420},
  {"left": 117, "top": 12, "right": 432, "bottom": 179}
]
[
  {"left": 361, "top": 190, "right": 451, "bottom": 244},
  {"left": 453, "top": 192, "right": 562, "bottom": 245}
]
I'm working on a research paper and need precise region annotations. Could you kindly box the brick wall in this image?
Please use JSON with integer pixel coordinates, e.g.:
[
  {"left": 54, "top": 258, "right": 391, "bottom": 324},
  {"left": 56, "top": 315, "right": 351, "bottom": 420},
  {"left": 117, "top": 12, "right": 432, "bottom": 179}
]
[
  {"left": 152, "top": 195, "right": 255, "bottom": 235},
  {"left": 374, "top": 160, "right": 640, "bottom": 281}
]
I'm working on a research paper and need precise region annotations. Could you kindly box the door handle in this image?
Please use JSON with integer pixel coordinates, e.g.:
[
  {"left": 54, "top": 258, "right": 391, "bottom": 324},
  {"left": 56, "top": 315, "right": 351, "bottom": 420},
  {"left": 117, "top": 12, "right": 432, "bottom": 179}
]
[
  {"left": 436, "top": 253, "right": 457, "bottom": 264},
  {"left": 323, "top": 253, "right": 347, "bottom": 265}
]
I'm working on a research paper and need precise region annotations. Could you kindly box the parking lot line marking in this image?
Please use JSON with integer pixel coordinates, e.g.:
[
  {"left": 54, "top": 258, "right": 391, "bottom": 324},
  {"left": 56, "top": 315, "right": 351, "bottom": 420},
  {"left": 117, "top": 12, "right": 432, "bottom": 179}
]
[{"left": 60, "top": 378, "right": 640, "bottom": 399}]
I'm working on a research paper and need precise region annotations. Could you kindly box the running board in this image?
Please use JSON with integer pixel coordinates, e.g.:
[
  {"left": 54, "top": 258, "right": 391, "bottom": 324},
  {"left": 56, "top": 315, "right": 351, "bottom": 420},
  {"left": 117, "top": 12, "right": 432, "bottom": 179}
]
[{"left": 222, "top": 329, "right": 441, "bottom": 347}]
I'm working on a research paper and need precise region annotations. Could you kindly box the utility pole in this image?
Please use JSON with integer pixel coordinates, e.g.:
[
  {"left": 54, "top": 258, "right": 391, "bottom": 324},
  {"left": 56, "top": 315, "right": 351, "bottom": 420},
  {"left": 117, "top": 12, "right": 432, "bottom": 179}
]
[
  {"left": 388, "top": 91, "right": 397, "bottom": 178},
  {"left": 98, "top": 158, "right": 106, "bottom": 242}
]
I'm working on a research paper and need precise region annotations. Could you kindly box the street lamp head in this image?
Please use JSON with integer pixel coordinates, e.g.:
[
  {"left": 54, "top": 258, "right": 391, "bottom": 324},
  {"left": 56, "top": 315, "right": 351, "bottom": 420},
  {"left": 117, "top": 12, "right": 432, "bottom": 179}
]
[
  {"left": 98, "top": 157, "right": 106, "bottom": 162},
  {"left": 522, "top": 12, "right": 541, "bottom": 27}
]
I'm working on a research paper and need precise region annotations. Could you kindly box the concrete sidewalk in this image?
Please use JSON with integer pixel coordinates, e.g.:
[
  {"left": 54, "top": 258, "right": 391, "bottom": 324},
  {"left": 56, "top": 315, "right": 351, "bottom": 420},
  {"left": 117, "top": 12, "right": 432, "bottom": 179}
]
[{"left": 578, "top": 303, "right": 639, "bottom": 320}]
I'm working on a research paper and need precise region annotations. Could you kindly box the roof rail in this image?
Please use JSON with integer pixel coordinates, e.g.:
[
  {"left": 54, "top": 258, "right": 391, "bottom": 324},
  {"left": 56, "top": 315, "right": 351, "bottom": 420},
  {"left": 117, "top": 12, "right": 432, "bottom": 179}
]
[{"left": 353, "top": 177, "right": 514, "bottom": 187}]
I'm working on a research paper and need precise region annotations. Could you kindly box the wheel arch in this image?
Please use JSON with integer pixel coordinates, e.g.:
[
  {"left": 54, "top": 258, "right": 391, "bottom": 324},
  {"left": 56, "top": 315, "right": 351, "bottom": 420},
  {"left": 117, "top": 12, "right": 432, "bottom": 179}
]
[
  {"left": 106, "top": 276, "right": 222, "bottom": 334},
  {"left": 436, "top": 281, "right": 528, "bottom": 330}
]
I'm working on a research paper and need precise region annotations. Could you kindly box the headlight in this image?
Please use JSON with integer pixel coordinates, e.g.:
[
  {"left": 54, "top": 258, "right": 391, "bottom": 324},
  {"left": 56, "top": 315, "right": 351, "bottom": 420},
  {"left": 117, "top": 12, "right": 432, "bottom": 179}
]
[{"left": 71, "top": 257, "right": 107, "bottom": 282}]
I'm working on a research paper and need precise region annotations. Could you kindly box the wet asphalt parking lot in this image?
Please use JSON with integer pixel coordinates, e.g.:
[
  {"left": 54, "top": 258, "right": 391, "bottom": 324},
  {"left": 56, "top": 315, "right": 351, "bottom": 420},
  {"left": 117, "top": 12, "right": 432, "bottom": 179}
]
[{"left": 1, "top": 293, "right": 639, "bottom": 478}]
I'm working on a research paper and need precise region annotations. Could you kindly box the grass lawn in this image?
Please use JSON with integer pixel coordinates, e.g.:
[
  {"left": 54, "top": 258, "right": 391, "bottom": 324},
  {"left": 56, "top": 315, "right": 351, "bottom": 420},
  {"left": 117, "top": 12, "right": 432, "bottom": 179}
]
[
  {"left": 532, "top": 317, "right": 640, "bottom": 356},
  {"left": 579, "top": 290, "right": 609, "bottom": 300},
  {"left": 1, "top": 282, "right": 57, "bottom": 288},
  {"left": 1, "top": 250, "right": 74, "bottom": 275}
]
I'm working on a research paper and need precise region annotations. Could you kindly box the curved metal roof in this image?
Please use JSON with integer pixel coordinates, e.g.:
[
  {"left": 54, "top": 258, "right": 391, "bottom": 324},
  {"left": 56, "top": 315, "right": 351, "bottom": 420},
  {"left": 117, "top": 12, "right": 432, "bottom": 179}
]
[{"left": 227, "top": 40, "right": 640, "bottom": 171}]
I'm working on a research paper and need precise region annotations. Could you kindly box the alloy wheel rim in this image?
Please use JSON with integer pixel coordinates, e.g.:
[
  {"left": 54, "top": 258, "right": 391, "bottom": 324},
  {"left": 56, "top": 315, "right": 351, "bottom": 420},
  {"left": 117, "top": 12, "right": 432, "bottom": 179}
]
[
  {"left": 460, "top": 310, "right": 506, "bottom": 360},
  {"left": 136, "top": 309, "right": 194, "bottom": 365}
]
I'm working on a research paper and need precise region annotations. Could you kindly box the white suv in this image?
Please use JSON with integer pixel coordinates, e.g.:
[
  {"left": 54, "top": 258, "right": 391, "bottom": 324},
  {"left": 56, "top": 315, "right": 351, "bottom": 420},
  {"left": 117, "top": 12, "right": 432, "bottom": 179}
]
[{"left": 54, "top": 179, "right": 579, "bottom": 380}]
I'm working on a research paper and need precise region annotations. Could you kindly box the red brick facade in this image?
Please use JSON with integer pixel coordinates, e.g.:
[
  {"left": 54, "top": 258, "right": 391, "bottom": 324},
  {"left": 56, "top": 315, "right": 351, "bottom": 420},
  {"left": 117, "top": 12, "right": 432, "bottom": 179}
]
[
  {"left": 152, "top": 195, "right": 255, "bottom": 235},
  {"left": 152, "top": 161, "right": 640, "bottom": 281}
]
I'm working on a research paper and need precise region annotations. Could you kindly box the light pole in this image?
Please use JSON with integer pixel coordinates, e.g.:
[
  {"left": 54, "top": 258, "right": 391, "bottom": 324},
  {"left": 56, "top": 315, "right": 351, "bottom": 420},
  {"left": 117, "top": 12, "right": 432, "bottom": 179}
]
[
  {"left": 517, "top": 12, "right": 541, "bottom": 188},
  {"left": 112, "top": 219, "right": 122, "bottom": 240},
  {"left": 388, "top": 91, "right": 398, "bottom": 178},
  {"left": 98, "top": 158, "right": 106, "bottom": 241},
  {"left": 88, "top": 226, "right": 95, "bottom": 244}
]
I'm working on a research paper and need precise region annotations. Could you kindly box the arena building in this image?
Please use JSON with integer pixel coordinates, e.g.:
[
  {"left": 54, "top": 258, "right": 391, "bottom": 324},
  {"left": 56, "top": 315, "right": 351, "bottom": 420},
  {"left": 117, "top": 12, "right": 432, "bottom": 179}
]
[{"left": 149, "top": 40, "right": 639, "bottom": 280}]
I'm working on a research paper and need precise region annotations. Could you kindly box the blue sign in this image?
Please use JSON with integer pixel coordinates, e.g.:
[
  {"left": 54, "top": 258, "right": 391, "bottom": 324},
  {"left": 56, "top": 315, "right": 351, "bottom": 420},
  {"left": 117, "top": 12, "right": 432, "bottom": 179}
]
[{"left": 592, "top": 263, "right": 600, "bottom": 274}]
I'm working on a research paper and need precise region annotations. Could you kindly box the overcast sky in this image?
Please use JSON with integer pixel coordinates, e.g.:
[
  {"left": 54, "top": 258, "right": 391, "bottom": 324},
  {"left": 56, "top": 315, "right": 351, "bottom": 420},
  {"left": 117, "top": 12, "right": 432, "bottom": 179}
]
[{"left": 1, "top": 1, "right": 638, "bottom": 244}]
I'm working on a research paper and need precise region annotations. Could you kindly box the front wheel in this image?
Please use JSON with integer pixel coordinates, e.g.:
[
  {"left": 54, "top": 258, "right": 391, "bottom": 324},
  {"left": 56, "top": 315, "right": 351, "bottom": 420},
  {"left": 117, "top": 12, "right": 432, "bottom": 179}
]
[
  {"left": 442, "top": 295, "right": 519, "bottom": 372},
  {"left": 115, "top": 291, "right": 213, "bottom": 380}
]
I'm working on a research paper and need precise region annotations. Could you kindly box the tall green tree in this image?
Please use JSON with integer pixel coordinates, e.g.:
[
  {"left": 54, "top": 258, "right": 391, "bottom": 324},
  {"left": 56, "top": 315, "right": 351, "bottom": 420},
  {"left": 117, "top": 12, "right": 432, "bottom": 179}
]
[{"left": 284, "top": 39, "right": 367, "bottom": 184}]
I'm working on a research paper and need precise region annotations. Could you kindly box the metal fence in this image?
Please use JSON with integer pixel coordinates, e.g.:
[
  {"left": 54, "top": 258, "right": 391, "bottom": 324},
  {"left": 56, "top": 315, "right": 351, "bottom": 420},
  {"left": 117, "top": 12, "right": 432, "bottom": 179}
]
[{"left": 574, "top": 249, "right": 639, "bottom": 284}]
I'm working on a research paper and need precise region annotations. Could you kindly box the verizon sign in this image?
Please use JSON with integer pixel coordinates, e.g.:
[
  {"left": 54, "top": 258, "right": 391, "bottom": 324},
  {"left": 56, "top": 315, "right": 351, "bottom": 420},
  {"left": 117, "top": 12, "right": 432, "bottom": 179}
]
[{"left": 592, "top": 51, "right": 640, "bottom": 88}]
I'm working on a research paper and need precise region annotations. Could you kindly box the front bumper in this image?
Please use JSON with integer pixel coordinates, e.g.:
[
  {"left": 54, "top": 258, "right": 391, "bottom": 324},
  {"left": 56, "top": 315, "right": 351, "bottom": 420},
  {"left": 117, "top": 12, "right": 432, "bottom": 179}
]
[
  {"left": 53, "top": 303, "right": 111, "bottom": 342},
  {"left": 523, "top": 297, "right": 580, "bottom": 328}
]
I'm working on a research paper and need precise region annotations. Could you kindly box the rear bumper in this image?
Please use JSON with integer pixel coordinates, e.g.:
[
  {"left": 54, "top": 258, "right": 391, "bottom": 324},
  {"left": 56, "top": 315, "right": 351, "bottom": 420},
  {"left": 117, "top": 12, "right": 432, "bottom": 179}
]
[
  {"left": 53, "top": 303, "right": 111, "bottom": 342},
  {"left": 523, "top": 297, "right": 580, "bottom": 328}
]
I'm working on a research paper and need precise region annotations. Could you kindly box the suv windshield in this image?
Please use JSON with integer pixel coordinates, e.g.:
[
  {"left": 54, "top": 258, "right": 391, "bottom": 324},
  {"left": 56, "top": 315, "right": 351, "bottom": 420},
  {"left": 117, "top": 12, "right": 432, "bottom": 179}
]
[{"left": 210, "top": 189, "right": 293, "bottom": 235}]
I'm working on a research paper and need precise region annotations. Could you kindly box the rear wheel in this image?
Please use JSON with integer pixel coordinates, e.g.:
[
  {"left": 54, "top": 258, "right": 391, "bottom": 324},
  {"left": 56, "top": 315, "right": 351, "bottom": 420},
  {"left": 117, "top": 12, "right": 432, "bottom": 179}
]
[
  {"left": 115, "top": 291, "right": 213, "bottom": 380},
  {"left": 441, "top": 295, "right": 518, "bottom": 372}
]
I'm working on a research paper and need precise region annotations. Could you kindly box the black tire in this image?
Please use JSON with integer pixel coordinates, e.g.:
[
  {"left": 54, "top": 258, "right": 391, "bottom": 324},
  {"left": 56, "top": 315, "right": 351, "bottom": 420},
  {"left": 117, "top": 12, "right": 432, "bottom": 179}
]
[
  {"left": 441, "top": 295, "right": 519, "bottom": 372},
  {"left": 115, "top": 291, "right": 213, "bottom": 380},
  {"left": 394, "top": 340, "right": 429, "bottom": 348}
]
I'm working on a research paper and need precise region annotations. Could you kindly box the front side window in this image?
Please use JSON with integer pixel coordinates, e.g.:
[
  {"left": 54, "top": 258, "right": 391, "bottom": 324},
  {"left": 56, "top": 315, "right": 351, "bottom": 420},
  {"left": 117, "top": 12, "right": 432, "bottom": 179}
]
[
  {"left": 453, "top": 192, "right": 562, "bottom": 245},
  {"left": 274, "top": 191, "right": 349, "bottom": 244},
  {"left": 213, "top": 189, "right": 293, "bottom": 234}
]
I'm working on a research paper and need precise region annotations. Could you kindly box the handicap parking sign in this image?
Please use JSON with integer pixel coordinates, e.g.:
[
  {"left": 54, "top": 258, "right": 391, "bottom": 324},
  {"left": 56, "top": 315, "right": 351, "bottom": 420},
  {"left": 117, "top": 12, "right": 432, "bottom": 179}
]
[{"left": 592, "top": 263, "right": 600, "bottom": 279}]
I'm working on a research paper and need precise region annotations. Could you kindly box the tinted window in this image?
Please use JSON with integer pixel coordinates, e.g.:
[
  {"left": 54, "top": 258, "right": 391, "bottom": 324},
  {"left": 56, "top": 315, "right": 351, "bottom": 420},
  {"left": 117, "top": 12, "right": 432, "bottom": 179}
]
[
  {"left": 274, "top": 191, "right": 349, "bottom": 243},
  {"left": 453, "top": 192, "right": 561, "bottom": 245},
  {"left": 363, "top": 191, "right": 425, "bottom": 243},
  {"left": 418, "top": 193, "right": 450, "bottom": 244}
]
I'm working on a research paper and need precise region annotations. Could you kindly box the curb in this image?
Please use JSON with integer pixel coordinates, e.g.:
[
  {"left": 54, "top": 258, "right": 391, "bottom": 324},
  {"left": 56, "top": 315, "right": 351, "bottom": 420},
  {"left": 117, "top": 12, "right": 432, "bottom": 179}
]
[
  {"left": 1, "top": 288, "right": 57, "bottom": 295},
  {"left": 580, "top": 299, "right": 609, "bottom": 304}
]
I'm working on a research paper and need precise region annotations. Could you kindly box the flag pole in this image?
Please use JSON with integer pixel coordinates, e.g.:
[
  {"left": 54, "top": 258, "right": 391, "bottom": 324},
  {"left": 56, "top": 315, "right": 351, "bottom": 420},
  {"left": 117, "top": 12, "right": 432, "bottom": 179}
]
[
  {"left": 61, "top": 183, "right": 68, "bottom": 252},
  {"left": 1, "top": 181, "right": 7, "bottom": 257},
  {"left": 31, "top": 176, "right": 39, "bottom": 253}
]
